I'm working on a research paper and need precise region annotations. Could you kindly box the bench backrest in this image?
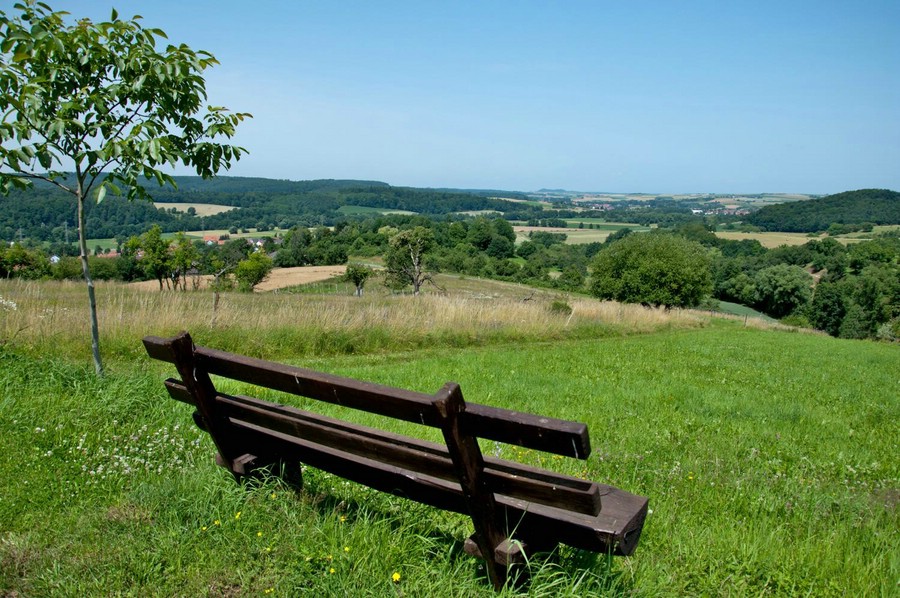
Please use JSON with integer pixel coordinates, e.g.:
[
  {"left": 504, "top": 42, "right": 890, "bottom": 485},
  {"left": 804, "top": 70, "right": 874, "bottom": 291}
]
[
  {"left": 144, "top": 331, "right": 600, "bottom": 507},
  {"left": 144, "top": 335, "right": 591, "bottom": 458}
]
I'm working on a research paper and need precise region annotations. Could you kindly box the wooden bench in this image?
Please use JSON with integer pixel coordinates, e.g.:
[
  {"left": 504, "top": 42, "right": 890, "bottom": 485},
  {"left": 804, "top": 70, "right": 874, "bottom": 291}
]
[{"left": 143, "top": 332, "right": 648, "bottom": 590}]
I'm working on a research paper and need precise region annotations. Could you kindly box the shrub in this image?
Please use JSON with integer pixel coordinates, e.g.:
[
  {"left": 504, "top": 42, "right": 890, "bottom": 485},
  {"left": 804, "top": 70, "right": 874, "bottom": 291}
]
[
  {"left": 548, "top": 300, "right": 572, "bottom": 315},
  {"left": 752, "top": 264, "right": 813, "bottom": 319},
  {"left": 234, "top": 252, "right": 273, "bottom": 292},
  {"left": 589, "top": 233, "right": 712, "bottom": 308}
]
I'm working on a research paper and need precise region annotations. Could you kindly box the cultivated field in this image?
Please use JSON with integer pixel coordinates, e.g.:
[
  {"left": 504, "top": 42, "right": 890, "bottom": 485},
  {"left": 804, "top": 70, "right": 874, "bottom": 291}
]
[
  {"left": 715, "top": 231, "right": 820, "bottom": 248},
  {"left": 128, "top": 265, "right": 348, "bottom": 292},
  {"left": 514, "top": 223, "right": 650, "bottom": 245},
  {"left": 714, "top": 230, "right": 875, "bottom": 248},
  {"left": 1, "top": 280, "right": 896, "bottom": 596},
  {"left": 151, "top": 202, "right": 237, "bottom": 216}
]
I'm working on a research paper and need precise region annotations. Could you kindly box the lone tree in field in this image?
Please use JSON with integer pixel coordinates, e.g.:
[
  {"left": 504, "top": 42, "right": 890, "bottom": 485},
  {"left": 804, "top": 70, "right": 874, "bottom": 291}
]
[
  {"left": 384, "top": 226, "right": 434, "bottom": 296},
  {"left": 590, "top": 232, "right": 712, "bottom": 308},
  {"left": 343, "top": 262, "right": 374, "bottom": 297},
  {"left": 233, "top": 251, "right": 273, "bottom": 293},
  {"left": 0, "top": 2, "right": 249, "bottom": 375}
]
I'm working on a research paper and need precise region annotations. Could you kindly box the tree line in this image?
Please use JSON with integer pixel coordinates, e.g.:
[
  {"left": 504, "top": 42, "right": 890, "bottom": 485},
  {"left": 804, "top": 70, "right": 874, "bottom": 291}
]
[
  {"left": 5, "top": 212, "right": 897, "bottom": 340},
  {"left": 0, "top": 178, "right": 544, "bottom": 242}
]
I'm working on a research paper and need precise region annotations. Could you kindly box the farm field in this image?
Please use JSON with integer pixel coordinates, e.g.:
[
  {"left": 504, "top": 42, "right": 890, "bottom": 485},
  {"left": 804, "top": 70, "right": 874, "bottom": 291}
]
[
  {"left": 514, "top": 222, "right": 650, "bottom": 245},
  {"left": 715, "top": 231, "right": 821, "bottom": 248},
  {"left": 152, "top": 202, "right": 236, "bottom": 216},
  {"left": 128, "top": 265, "right": 348, "bottom": 293},
  {"left": 714, "top": 230, "right": 875, "bottom": 248},
  {"left": 0, "top": 281, "right": 896, "bottom": 596}
]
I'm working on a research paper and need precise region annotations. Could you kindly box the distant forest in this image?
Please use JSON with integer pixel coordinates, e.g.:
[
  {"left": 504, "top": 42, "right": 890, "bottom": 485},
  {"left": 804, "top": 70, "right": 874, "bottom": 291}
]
[
  {"left": 2, "top": 177, "right": 898, "bottom": 243},
  {"left": 0, "top": 177, "right": 539, "bottom": 242},
  {"left": 746, "top": 189, "right": 900, "bottom": 233}
]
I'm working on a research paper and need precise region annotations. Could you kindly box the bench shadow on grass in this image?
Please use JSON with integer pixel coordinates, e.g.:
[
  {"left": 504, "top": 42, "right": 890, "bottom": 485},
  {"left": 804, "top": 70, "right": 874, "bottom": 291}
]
[{"left": 244, "top": 467, "right": 634, "bottom": 595}]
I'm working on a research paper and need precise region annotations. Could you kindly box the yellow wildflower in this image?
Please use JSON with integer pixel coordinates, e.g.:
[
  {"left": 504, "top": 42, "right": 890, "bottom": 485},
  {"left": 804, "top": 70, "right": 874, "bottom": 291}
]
[
  {"left": 392, "top": 572, "right": 401, "bottom": 583},
  {"left": 235, "top": 511, "right": 242, "bottom": 520}
]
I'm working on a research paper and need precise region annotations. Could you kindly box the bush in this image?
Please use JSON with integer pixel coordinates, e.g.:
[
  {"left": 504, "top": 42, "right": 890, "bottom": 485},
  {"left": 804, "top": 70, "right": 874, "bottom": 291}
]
[
  {"left": 234, "top": 252, "right": 273, "bottom": 292},
  {"left": 752, "top": 264, "right": 813, "bottom": 319},
  {"left": 548, "top": 300, "right": 572, "bottom": 315},
  {"left": 589, "top": 233, "right": 712, "bottom": 308}
]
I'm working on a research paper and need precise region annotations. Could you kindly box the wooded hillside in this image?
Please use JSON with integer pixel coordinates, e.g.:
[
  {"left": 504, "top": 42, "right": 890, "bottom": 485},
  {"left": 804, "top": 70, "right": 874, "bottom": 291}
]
[{"left": 746, "top": 189, "right": 900, "bottom": 232}]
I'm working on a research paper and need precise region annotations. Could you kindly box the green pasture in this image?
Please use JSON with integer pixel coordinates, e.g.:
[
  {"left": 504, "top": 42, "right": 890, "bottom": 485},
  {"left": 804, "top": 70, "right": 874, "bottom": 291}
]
[
  {"left": 715, "top": 300, "right": 777, "bottom": 322},
  {"left": 1, "top": 298, "right": 897, "bottom": 595},
  {"left": 497, "top": 198, "right": 549, "bottom": 209},
  {"left": 337, "top": 205, "right": 416, "bottom": 216},
  {"left": 562, "top": 219, "right": 648, "bottom": 230}
]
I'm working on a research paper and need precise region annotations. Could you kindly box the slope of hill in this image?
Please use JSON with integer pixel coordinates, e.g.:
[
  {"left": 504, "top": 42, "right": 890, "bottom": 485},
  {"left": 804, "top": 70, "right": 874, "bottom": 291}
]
[
  {"left": 0, "top": 281, "right": 897, "bottom": 595},
  {"left": 746, "top": 188, "right": 900, "bottom": 232}
]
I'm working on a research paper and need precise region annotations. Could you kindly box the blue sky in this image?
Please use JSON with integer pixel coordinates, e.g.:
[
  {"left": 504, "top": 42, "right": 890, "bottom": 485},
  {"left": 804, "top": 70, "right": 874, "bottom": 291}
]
[{"left": 14, "top": 1, "right": 900, "bottom": 193}]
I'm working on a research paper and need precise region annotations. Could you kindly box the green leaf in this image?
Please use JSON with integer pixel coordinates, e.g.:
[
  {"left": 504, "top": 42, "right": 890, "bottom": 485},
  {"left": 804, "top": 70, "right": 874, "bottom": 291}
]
[
  {"left": 148, "top": 138, "right": 160, "bottom": 161},
  {"left": 96, "top": 184, "right": 107, "bottom": 204}
]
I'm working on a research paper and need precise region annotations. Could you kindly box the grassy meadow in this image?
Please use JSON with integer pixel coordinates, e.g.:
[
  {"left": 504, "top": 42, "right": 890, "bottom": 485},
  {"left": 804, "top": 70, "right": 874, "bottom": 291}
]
[{"left": 1, "top": 280, "right": 897, "bottom": 596}]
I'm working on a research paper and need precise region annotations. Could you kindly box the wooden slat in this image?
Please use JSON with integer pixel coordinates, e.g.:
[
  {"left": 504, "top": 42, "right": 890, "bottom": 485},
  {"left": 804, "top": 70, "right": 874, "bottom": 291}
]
[
  {"left": 145, "top": 335, "right": 592, "bottom": 458},
  {"left": 196, "top": 345, "right": 444, "bottom": 427},
  {"left": 163, "top": 380, "right": 601, "bottom": 515},
  {"left": 143, "top": 335, "right": 179, "bottom": 363},
  {"left": 461, "top": 404, "right": 591, "bottom": 459}
]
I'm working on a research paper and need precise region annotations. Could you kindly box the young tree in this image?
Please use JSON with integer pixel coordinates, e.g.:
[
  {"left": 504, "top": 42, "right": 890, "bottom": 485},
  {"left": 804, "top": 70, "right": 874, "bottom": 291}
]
[
  {"left": 234, "top": 251, "right": 273, "bottom": 292},
  {"left": 171, "top": 232, "right": 200, "bottom": 290},
  {"left": 343, "top": 262, "right": 374, "bottom": 297},
  {"left": 0, "top": 2, "right": 249, "bottom": 374},
  {"left": 139, "top": 225, "right": 173, "bottom": 290}
]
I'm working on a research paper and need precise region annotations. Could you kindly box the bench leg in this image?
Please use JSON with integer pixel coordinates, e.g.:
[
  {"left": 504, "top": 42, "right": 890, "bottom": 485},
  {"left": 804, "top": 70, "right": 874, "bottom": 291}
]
[
  {"left": 463, "top": 534, "right": 560, "bottom": 589},
  {"left": 215, "top": 453, "right": 303, "bottom": 491}
]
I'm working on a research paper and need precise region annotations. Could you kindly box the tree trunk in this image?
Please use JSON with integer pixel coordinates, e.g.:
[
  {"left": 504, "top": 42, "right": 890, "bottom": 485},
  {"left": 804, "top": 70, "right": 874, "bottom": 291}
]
[
  {"left": 77, "top": 189, "right": 103, "bottom": 376},
  {"left": 410, "top": 245, "right": 421, "bottom": 296}
]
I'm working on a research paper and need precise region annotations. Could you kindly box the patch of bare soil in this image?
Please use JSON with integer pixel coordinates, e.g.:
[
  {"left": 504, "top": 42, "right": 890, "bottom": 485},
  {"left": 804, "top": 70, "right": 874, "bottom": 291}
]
[
  {"left": 254, "top": 265, "right": 346, "bottom": 291},
  {"left": 128, "top": 265, "right": 346, "bottom": 293}
]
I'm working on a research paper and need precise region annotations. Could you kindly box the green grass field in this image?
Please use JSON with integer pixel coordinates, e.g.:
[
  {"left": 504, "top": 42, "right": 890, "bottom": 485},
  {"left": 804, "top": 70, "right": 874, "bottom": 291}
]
[
  {"left": 0, "top": 282, "right": 897, "bottom": 596},
  {"left": 336, "top": 205, "right": 416, "bottom": 216}
]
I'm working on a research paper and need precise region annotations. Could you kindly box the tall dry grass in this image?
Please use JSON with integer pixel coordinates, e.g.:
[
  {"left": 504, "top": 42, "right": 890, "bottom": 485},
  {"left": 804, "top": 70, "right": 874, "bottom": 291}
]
[{"left": 1, "top": 279, "right": 713, "bottom": 361}]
